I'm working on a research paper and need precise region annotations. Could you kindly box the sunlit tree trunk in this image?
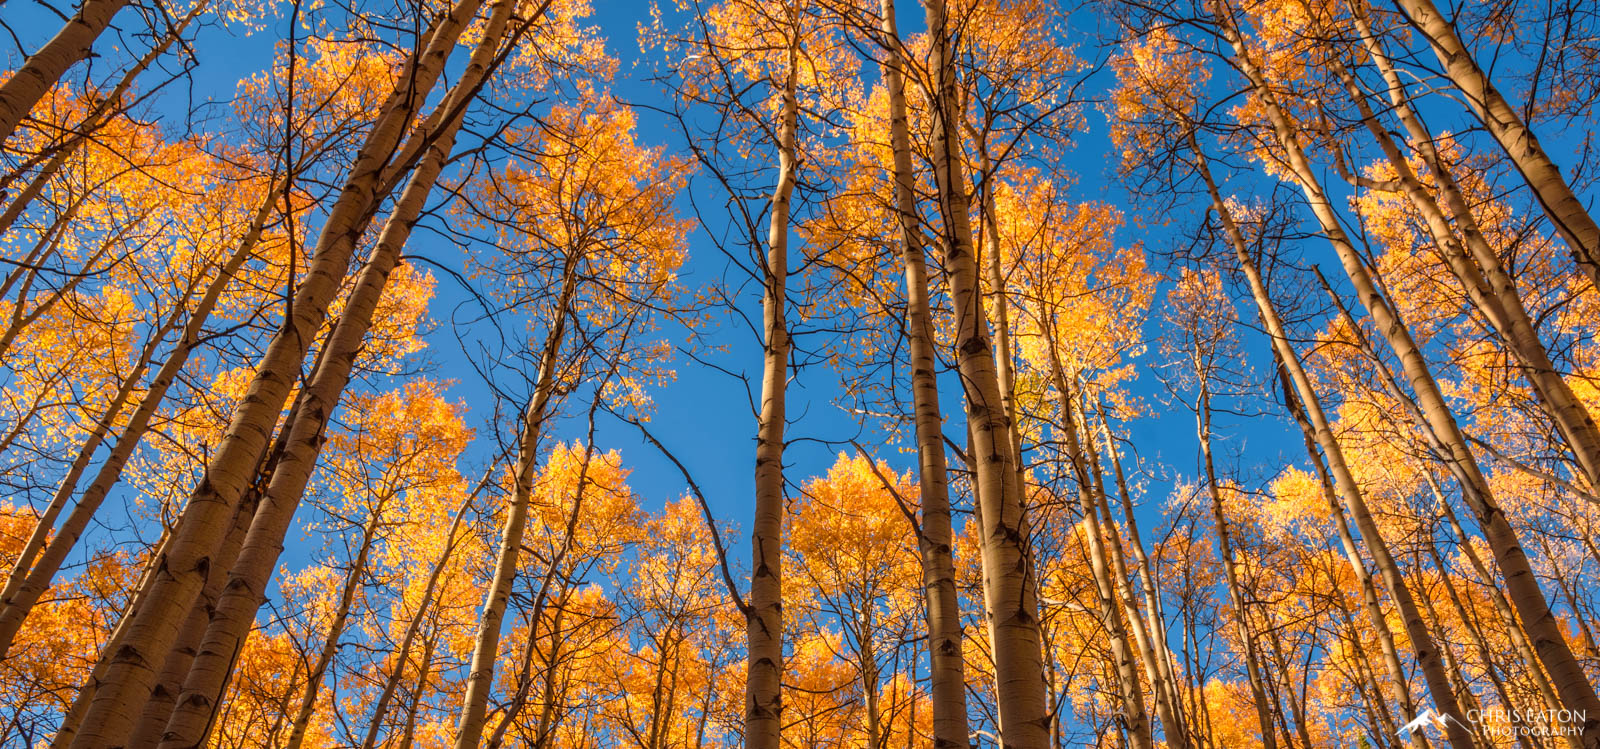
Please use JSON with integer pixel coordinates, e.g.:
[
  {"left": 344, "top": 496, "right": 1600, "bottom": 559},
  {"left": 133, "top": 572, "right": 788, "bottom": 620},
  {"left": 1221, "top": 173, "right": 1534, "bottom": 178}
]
[
  {"left": 1387, "top": 0, "right": 1600, "bottom": 290},
  {"left": 1080, "top": 394, "right": 1182, "bottom": 747},
  {"left": 359, "top": 487, "right": 477, "bottom": 749},
  {"left": 1043, "top": 351, "right": 1150, "bottom": 748},
  {"left": 157, "top": 82, "right": 483, "bottom": 749},
  {"left": 0, "top": 0, "right": 132, "bottom": 145},
  {"left": 454, "top": 244, "right": 579, "bottom": 747},
  {"left": 744, "top": 7, "right": 798, "bottom": 748},
  {"left": 1338, "top": 21, "right": 1600, "bottom": 491},
  {"left": 1215, "top": 8, "right": 1600, "bottom": 735},
  {"left": 922, "top": 0, "right": 1049, "bottom": 742},
  {"left": 1095, "top": 403, "right": 1193, "bottom": 747},
  {"left": 1191, "top": 123, "right": 1475, "bottom": 747},
  {"left": 0, "top": 183, "right": 280, "bottom": 657},
  {"left": 127, "top": 479, "right": 262, "bottom": 746},
  {"left": 67, "top": 3, "right": 476, "bottom": 740},
  {"left": 1194, "top": 375, "right": 1278, "bottom": 749},
  {"left": 283, "top": 505, "right": 387, "bottom": 749},
  {"left": 1274, "top": 361, "right": 1423, "bottom": 749},
  {"left": 876, "top": 1, "right": 969, "bottom": 744}
]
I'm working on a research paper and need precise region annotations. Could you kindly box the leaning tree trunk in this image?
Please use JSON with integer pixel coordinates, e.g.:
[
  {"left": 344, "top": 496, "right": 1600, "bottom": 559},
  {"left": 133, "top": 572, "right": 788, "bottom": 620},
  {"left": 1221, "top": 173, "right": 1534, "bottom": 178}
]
[
  {"left": 922, "top": 0, "right": 1050, "bottom": 743},
  {"left": 1215, "top": 7, "right": 1600, "bottom": 736},
  {"left": 1337, "top": 24, "right": 1600, "bottom": 491},
  {"left": 1195, "top": 377, "right": 1280, "bottom": 749},
  {"left": 283, "top": 502, "right": 388, "bottom": 749},
  {"left": 1388, "top": 0, "right": 1600, "bottom": 290},
  {"left": 0, "top": 0, "right": 132, "bottom": 145},
  {"left": 0, "top": 181, "right": 280, "bottom": 657},
  {"left": 1095, "top": 403, "right": 1193, "bottom": 747},
  {"left": 743, "top": 12, "right": 799, "bottom": 749},
  {"left": 66, "top": 2, "right": 477, "bottom": 740},
  {"left": 1191, "top": 123, "right": 1475, "bottom": 748},
  {"left": 876, "top": 1, "right": 969, "bottom": 745},
  {"left": 157, "top": 49, "right": 496, "bottom": 743}
]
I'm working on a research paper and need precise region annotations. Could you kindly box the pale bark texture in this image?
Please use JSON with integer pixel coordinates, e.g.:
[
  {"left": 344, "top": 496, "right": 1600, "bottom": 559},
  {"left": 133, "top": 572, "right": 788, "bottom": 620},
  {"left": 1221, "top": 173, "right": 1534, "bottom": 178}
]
[
  {"left": 67, "top": 3, "right": 479, "bottom": 740},
  {"left": 1195, "top": 129, "right": 1475, "bottom": 748},
  {"left": 1389, "top": 0, "right": 1600, "bottom": 290},
  {"left": 1216, "top": 6, "right": 1600, "bottom": 736},
  {"left": 1341, "top": 16, "right": 1600, "bottom": 490},
  {"left": 156, "top": 87, "right": 478, "bottom": 749},
  {"left": 923, "top": 0, "right": 1050, "bottom": 744},
  {"left": 454, "top": 240, "right": 581, "bottom": 748},
  {"left": 877, "top": 0, "right": 969, "bottom": 745},
  {"left": 0, "top": 0, "right": 132, "bottom": 145},
  {"left": 742, "top": 7, "right": 799, "bottom": 748}
]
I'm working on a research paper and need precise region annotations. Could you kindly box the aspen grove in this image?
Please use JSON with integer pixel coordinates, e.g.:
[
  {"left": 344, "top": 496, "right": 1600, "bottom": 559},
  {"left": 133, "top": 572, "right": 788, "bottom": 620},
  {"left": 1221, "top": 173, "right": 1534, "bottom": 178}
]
[{"left": 5, "top": 0, "right": 1600, "bottom": 746}]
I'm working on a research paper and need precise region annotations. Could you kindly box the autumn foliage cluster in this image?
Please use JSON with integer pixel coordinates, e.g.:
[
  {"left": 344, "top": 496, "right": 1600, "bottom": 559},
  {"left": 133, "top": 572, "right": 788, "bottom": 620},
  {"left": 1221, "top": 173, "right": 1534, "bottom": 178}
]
[{"left": 2, "top": 0, "right": 1600, "bottom": 747}]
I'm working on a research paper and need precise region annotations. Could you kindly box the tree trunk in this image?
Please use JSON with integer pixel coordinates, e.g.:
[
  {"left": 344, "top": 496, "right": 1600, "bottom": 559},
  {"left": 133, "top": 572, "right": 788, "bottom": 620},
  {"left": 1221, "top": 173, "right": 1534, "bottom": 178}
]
[
  {"left": 876, "top": 1, "right": 969, "bottom": 745},
  {"left": 922, "top": 0, "right": 1050, "bottom": 743},
  {"left": 1215, "top": 7, "right": 1600, "bottom": 736},
  {"left": 1274, "top": 358, "right": 1423, "bottom": 749},
  {"left": 1096, "top": 401, "right": 1193, "bottom": 747},
  {"left": 1194, "top": 378, "right": 1279, "bottom": 749},
  {"left": 0, "top": 0, "right": 132, "bottom": 145},
  {"left": 125, "top": 483, "right": 261, "bottom": 747},
  {"left": 67, "top": 2, "right": 476, "bottom": 740},
  {"left": 155, "top": 82, "right": 481, "bottom": 748},
  {"left": 1339, "top": 20, "right": 1600, "bottom": 490},
  {"left": 1190, "top": 121, "right": 1475, "bottom": 747},
  {"left": 1388, "top": 0, "right": 1600, "bottom": 290},
  {"left": 283, "top": 505, "right": 387, "bottom": 749},
  {"left": 744, "top": 8, "right": 798, "bottom": 748}
]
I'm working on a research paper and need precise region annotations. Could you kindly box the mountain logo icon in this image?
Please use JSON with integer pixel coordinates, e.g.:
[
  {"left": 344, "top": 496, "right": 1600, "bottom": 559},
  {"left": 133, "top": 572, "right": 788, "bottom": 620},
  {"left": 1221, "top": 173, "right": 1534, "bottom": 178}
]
[{"left": 1398, "top": 708, "right": 1470, "bottom": 740}]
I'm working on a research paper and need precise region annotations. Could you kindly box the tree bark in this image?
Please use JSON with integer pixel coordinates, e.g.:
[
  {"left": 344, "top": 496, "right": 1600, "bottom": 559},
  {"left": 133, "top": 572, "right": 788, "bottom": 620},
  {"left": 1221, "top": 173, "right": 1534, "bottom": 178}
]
[
  {"left": 0, "top": 181, "right": 280, "bottom": 657},
  {"left": 922, "top": 0, "right": 1050, "bottom": 743},
  {"left": 0, "top": 0, "right": 132, "bottom": 145},
  {"left": 1339, "top": 18, "right": 1600, "bottom": 491},
  {"left": 66, "top": 2, "right": 478, "bottom": 741},
  {"left": 876, "top": 1, "right": 969, "bottom": 745},
  {"left": 1388, "top": 0, "right": 1600, "bottom": 290},
  {"left": 743, "top": 7, "right": 799, "bottom": 748},
  {"left": 1215, "top": 6, "right": 1600, "bottom": 736},
  {"left": 1190, "top": 122, "right": 1475, "bottom": 747}
]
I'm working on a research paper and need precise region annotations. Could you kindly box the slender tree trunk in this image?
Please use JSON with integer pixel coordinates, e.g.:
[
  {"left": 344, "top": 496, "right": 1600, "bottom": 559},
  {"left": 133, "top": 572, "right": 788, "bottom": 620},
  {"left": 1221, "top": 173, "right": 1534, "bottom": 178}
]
[
  {"left": 744, "top": 9, "right": 799, "bottom": 748},
  {"left": 1194, "top": 379, "right": 1279, "bottom": 749},
  {"left": 1043, "top": 356, "right": 1150, "bottom": 748},
  {"left": 1215, "top": 8, "right": 1600, "bottom": 735},
  {"left": 1081, "top": 394, "right": 1178, "bottom": 747},
  {"left": 0, "top": 182, "right": 280, "bottom": 658},
  {"left": 67, "top": 3, "right": 476, "bottom": 740},
  {"left": 358, "top": 485, "right": 478, "bottom": 749},
  {"left": 1387, "top": 0, "right": 1600, "bottom": 290},
  {"left": 922, "top": 0, "right": 1050, "bottom": 743},
  {"left": 1338, "top": 22, "right": 1600, "bottom": 490},
  {"left": 1096, "top": 401, "right": 1193, "bottom": 747},
  {"left": 125, "top": 484, "right": 261, "bottom": 747},
  {"left": 1191, "top": 126, "right": 1476, "bottom": 748},
  {"left": 876, "top": 2, "right": 968, "bottom": 744},
  {"left": 0, "top": 0, "right": 132, "bottom": 145},
  {"left": 48, "top": 529, "right": 172, "bottom": 748},
  {"left": 1274, "top": 359, "right": 1424, "bottom": 749},
  {"left": 283, "top": 506, "right": 387, "bottom": 749},
  {"left": 157, "top": 12, "right": 523, "bottom": 735},
  {"left": 1424, "top": 536, "right": 1546, "bottom": 749}
]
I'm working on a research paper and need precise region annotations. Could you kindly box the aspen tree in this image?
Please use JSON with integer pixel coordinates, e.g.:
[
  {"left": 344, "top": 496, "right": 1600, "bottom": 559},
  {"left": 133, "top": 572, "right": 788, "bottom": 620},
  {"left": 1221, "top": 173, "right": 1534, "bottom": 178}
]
[
  {"left": 922, "top": 0, "right": 1050, "bottom": 742},
  {"left": 874, "top": 1, "right": 969, "bottom": 744}
]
